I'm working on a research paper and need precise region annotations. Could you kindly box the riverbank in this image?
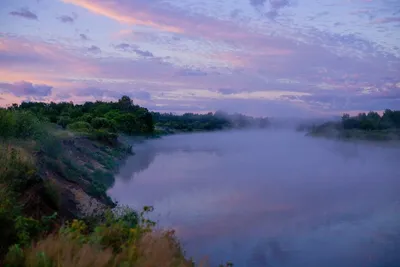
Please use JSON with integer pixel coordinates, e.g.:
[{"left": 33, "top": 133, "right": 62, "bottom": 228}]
[
  {"left": 1, "top": 126, "right": 219, "bottom": 266},
  {"left": 0, "top": 105, "right": 237, "bottom": 266}
]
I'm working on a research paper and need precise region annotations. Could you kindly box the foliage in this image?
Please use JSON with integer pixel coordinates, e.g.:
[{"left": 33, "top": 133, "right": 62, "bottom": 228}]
[
  {"left": 14, "top": 96, "right": 154, "bottom": 137},
  {"left": 307, "top": 109, "right": 400, "bottom": 140},
  {"left": 0, "top": 147, "right": 58, "bottom": 257},
  {"left": 153, "top": 111, "right": 269, "bottom": 132},
  {"left": 90, "top": 129, "right": 118, "bottom": 145},
  {"left": 91, "top": 117, "right": 116, "bottom": 132},
  {"left": 4, "top": 206, "right": 204, "bottom": 267},
  {"left": 0, "top": 146, "right": 37, "bottom": 192},
  {"left": 67, "top": 121, "right": 93, "bottom": 133},
  {"left": 0, "top": 109, "right": 41, "bottom": 140},
  {"left": 341, "top": 110, "right": 400, "bottom": 130}
]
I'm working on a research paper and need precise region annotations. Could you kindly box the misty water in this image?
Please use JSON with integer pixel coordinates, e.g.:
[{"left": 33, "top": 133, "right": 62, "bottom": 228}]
[{"left": 108, "top": 130, "right": 400, "bottom": 267}]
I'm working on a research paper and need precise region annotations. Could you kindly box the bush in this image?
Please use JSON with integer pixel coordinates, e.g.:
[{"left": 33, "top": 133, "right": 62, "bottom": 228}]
[
  {"left": 91, "top": 118, "right": 115, "bottom": 131},
  {"left": 0, "top": 110, "right": 41, "bottom": 140},
  {"left": 57, "top": 116, "right": 71, "bottom": 129},
  {"left": 4, "top": 244, "right": 24, "bottom": 267},
  {"left": 0, "top": 109, "right": 16, "bottom": 139},
  {"left": 0, "top": 185, "right": 20, "bottom": 256},
  {"left": 91, "top": 170, "right": 114, "bottom": 188},
  {"left": 90, "top": 130, "right": 118, "bottom": 145},
  {"left": 0, "top": 146, "right": 38, "bottom": 192},
  {"left": 36, "top": 133, "right": 63, "bottom": 158},
  {"left": 4, "top": 206, "right": 198, "bottom": 267},
  {"left": 67, "top": 121, "right": 93, "bottom": 133},
  {"left": 14, "top": 111, "right": 41, "bottom": 139}
]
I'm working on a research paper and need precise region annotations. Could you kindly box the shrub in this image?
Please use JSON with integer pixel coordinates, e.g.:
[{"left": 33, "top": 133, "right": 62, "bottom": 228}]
[
  {"left": 91, "top": 170, "right": 114, "bottom": 188},
  {"left": 4, "top": 244, "right": 24, "bottom": 267},
  {"left": 14, "top": 216, "right": 41, "bottom": 246},
  {"left": 0, "top": 185, "right": 20, "bottom": 256},
  {"left": 5, "top": 206, "right": 194, "bottom": 267},
  {"left": 0, "top": 109, "right": 16, "bottom": 139},
  {"left": 36, "top": 133, "right": 63, "bottom": 158},
  {"left": 90, "top": 130, "right": 118, "bottom": 145},
  {"left": 91, "top": 118, "right": 115, "bottom": 131},
  {"left": 0, "top": 146, "right": 38, "bottom": 191},
  {"left": 0, "top": 110, "right": 41, "bottom": 140},
  {"left": 67, "top": 121, "right": 93, "bottom": 133},
  {"left": 80, "top": 113, "right": 94, "bottom": 123},
  {"left": 14, "top": 111, "right": 41, "bottom": 139},
  {"left": 57, "top": 116, "right": 71, "bottom": 129}
]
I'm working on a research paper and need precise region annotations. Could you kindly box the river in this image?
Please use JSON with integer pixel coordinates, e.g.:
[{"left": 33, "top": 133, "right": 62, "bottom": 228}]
[{"left": 108, "top": 129, "right": 400, "bottom": 267}]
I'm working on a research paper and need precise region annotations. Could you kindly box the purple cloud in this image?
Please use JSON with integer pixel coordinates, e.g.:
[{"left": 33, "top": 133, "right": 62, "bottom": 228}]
[
  {"left": 1, "top": 0, "right": 400, "bottom": 115},
  {"left": 75, "top": 87, "right": 121, "bottom": 98},
  {"left": 217, "top": 88, "right": 240, "bottom": 95},
  {"left": 176, "top": 68, "right": 208, "bottom": 77},
  {"left": 250, "top": 0, "right": 266, "bottom": 7},
  {"left": 0, "top": 81, "right": 52, "bottom": 97},
  {"left": 115, "top": 43, "right": 136, "bottom": 51},
  {"left": 373, "top": 17, "right": 400, "bottom": 24},
  {"left": 134, "top": 49, "right": 153, "bottom": 57},
  {"left": 269, "top": 0, "right": 290, "bottom": 10},
  {"left": 87, "top": 45, "right": 101, "bottom": 54},
  {"left": 114, "top": 43, "right": 153, "bottom": 57},
  {"left": 76, "top": 87, "right": 151, "bottom": 101},
  {"left": 9, "top": 8, "right": 38, "bottom": 20},
  {"left": 57, "top": 15, "right": 75, "bottom": 23},
  {"left": 250, "top": 0, "right": 291, "bottom": 19},
  {"left": 131, "top": 90, "right": 151, "bottom": 100},
  {"left": 79, "top": 33, "right": 89, "bottom": 40}
]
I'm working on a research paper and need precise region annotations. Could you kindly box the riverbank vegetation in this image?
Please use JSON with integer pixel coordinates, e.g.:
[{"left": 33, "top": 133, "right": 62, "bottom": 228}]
[
  {"left": 0, "top": 97, "right": 239, "bottom": 266},
  {"left": 153, "top": 111, "right": 269, "bottom": 133},
  {"left": 302, "top": 109, "right": 400, "bottom": 141}
]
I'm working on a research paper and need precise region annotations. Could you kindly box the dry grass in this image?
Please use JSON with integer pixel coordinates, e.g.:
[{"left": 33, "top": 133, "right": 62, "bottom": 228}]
[
  {"left": 25, "top": 235, "right": 114, "bottom": 267},
  {"left": 20, "top": 231, "right": 207, "bottom": 267},
  {"left": 0, "top": 144, "right": 35, "bottom": 170}
]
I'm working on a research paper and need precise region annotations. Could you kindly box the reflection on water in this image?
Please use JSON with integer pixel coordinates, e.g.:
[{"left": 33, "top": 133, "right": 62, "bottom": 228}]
[{"left": 109, "top": 130, "right": 400, "bottom": 267}]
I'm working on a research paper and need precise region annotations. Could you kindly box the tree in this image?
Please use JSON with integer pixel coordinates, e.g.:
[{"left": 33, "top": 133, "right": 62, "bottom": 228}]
[{"left": 117, "top": 96, "right": 133, "bottom": 112}]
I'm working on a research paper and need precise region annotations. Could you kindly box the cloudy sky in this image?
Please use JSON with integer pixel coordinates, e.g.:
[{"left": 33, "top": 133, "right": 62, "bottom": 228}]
[{"left": 0, "top": 0, "right": 399, "bottom": 116}]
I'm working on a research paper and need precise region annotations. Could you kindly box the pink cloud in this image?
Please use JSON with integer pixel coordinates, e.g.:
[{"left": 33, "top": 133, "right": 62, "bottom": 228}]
[
  {"left": 372, "top": 17, "right": 400, "bottom": 24},
  {"left": 62, "top": 0, "right": 183, "bottom": 33}
]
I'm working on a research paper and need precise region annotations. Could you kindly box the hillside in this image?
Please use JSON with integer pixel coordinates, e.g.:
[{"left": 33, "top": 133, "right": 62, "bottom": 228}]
[{"left": 0, "top": 97, "right": 242, "bottom": 266}]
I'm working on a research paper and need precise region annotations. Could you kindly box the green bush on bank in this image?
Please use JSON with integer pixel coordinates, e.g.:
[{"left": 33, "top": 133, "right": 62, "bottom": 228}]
[{"left": 3, "top": 206, "right": 200, "bottom": 267}]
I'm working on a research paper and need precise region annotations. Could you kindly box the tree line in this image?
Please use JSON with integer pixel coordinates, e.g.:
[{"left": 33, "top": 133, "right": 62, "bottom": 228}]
[
  {"left": 341, "top": 110, "right": 400, "bottom": 130},
  {"left": 3, "top": 96, "right": 269, "bottom": 141}
]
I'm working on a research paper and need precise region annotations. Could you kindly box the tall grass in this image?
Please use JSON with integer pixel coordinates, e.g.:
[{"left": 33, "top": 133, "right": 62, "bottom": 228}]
[{"left": 4, "top": 207, "right": 233, "bottom": 267}]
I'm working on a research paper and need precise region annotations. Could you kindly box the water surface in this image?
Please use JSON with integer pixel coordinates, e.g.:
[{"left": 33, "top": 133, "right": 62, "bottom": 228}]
[{"left": 109, "top": 130, "right": 400, "bottom": 267}]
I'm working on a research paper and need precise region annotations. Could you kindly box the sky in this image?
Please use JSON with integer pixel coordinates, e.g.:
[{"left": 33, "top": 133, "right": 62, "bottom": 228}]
[{"left": 0, "top": 0, "right": 399, "bottom": 117}]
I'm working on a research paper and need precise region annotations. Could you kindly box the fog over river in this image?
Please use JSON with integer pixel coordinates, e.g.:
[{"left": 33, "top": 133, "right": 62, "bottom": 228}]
[{"left": 108, "top": 130, "right": 400, "bottom": 267}]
